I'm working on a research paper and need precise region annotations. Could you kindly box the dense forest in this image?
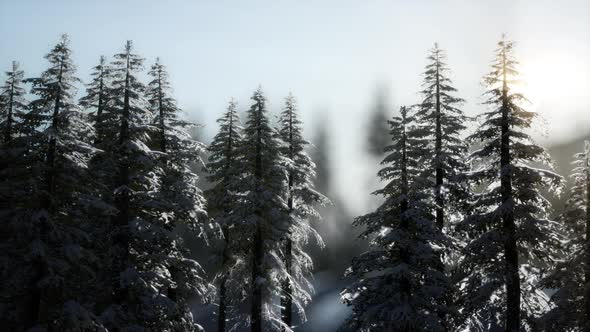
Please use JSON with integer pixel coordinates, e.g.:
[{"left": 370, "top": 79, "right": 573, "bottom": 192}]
[{"left": 1, "top": 34, "right": 589, "bottom": 332}]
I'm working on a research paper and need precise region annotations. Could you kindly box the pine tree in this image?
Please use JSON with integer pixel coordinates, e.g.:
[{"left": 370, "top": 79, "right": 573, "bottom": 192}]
[
  {"left": 0, "top": 61, "right": 27, "bottom": 145},
  {"left": 205, "top": 99, "right": 245, "bottom": 332},
  {"left": 278, "top": 94, "right": 328, "bottom": 330},
  {"left": 239, "top": 87, "right": 289, "bottom": 332},
  {"left": 79, "top": 55, "right": 113, "bottom": 145},
  {"left": 146, "top": 57, "right": 211, "bottom": 329},
  {"left": 0, "top": 34, "right": 106, "bottom": 330},
  {"left": 341, "top": 106, "right": 451, "bottom": 331},
  {"left": 99, "top": 40, "right": 183, "bottom": 330},
  {"left": 456, "top": 37, "right": 562, "bottom": 331},
  {"left": 540, "top": 141, "right": 590, "bottom": 331},
  {"left": 415, "top": 43, "right": 469, "bottom": 230}
]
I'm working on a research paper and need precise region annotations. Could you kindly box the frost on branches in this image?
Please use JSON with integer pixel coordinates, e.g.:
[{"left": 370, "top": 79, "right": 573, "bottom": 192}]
[
  {"left": 455, "top": 37, "right": 562, "bottom": 331},
  {"left": 541, "top": 141, "right": 590, "bottom": 331},
  {"left": 342, "top": 106, "right": 452, "bottom": 332},
  {"left": 415, "top": 43, "right": 470, "bottom": 231},
  {"left": 278, "top": 94, "right": 329, "bottom": 330}
]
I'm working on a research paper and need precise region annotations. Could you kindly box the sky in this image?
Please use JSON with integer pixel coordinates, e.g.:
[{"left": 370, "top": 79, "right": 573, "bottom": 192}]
[{"left": 1, "top": 0, "right": 589, "bottom": 214}]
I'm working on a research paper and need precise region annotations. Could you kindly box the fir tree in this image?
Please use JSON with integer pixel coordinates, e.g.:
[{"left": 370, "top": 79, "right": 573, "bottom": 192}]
[
  {"left": 456, "top": 37, "right": 562, "bottom": 331},
  {"left": 0, "top": 61, "right": 27, "bottom": 145},
  {"left": 205, "top": 99, "right": 245, "bottom": 332},
  {"left": 79, "top": 55, "right": 113, "bottom": 145},
  {"left": 341, "top": 106, "right": 451, "bottom": 331},
  {"left": 240, "top": 87, "right": 289, "bottom": 332},
  {"left": 415, "top": 43, "right": 469, "bottom": 230},
  {"left": 540, "top": 141, "right": 590, "bottom": 331},
  {"left": 100, "top": 40, "right": 198, "bottom": 331},
  {"left": 146, "top": 57, "right": 211, "bottom": 329},
  {"left": 277, "top": 94, "right": 328, "bottom": 330},
  {"left": 1, "top": 34, "right": 105, "bottom": 330}
]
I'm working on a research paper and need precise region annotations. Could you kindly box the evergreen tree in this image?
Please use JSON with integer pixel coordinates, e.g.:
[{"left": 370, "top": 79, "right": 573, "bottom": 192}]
[
  {"left": 146, "top": 57, "right": 211, "bottom": 329},
  {"left": 540, "top": 141, "right": 590, "bottom": 331},
  {"left": 415, "top": 43, "right": 469, "bottom": 230},
  {"left": 239, "top": 87, "right": 289, "bottom": 332},
  {"left": 0, "top": 61, "right": 27, "bottom": 145},
  {"left": 278, "top": 94, "right": 328, "bottom": 330},
  {"left": 205, "top": 99, "right": 246, "bottom": 332},
  {"left": 79, "top": 55, "right": 113, "bottom": 145},
  {"left": 1, "top": 34, "right": 106, "bottom": 330},
  {"left": 455, "top": 37, "right": 562, "bottom": 331},
  {"left": 341, "top": 106, "right": 451, "bottom": 331},
  {"left": 100, "top": 40, "right": 206, "bottom": 331}
]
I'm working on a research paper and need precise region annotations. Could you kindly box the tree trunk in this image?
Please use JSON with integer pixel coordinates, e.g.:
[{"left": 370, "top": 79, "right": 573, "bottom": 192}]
[
  {"left": 29, "top": 60, "right": 65, "bottom": 329},
  {"left": 281, "top": 106, "right": 294, "bottom": 331},
  {"left": 4, "top": 76, "right": 14, "bottom": 144},
  {"left": 500, "top": 48, "right": 520, "bottom": 332},
  {"left": 251, "top": 102, "right": 264, "bottom": 332},
  {"left": 218, "top": 110, "right": 235, "bottom": 332},
  {"left": 157, "top": 69, "right": 166, "bottom": 154},
  {"left": 399, "top": 107, "right": 410, "bottom": 332},
  {"left": 251, "top": 224, "right": 263, "bottom": 332},
  {"left": 114, "top": 53, "right": 131, "bottom": 304},
  {"left": 280, "top": 238, "right": 293, "bottom": 331},
  {"left": 434, "top": 56, "right": 444, "bottom": 230},
  {"left": 94, "top": 71, "right": 104, "bottom": 145},
  {"left": 218, "top": 227, "right": 230, "bottom": 332}
]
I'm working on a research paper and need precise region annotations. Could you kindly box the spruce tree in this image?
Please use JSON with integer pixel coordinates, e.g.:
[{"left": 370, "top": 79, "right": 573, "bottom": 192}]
[
  {"left": 239, "top": 87, "right": 289, "bottom": 332},
  {"left": 100, "top": 40, "right": 193, "bottom": 330},
  {"left": 205, "top": 99, "right": 245, "bottom": 332},
  {"left": 456, "top": 37, "right": 562, "bottom": 331},
  {"left": 541, "top": 141, "right": 590, "bottom": 331},
  {"left": 79, "top": 55, "right": 113, "bottom": 145},
  {"left": 278, "top": 94, "right": 328, "bottom": 330},
  {"left": 0, "top": 61, "right": 27, "bottom": 145},
  {"left": 341, "top": 106, "right": 451, "bottom": 331},
  {"left": 1, "top": 34, "right": 105, "bottom": 330},
  {"left": 146, "top": 57, "right": 211, "bottom": 329},
  {"left": 415, "top": 43, "right": 469, "bottom": 230}
]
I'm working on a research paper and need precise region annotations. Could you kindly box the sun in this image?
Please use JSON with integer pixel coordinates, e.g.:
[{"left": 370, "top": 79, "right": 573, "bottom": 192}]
[{"left": 516, "top": 52, "right": 589, "bottom": 111}]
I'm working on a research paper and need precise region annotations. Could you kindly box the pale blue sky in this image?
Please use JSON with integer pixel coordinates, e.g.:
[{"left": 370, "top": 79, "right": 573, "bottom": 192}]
[{"left": 2, "top": 0, "right": 589, "bottom": 212}]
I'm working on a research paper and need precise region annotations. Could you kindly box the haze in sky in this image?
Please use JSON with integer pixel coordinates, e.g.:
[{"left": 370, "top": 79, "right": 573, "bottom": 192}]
[{"left": 1, "top": 0, "right": 589, "bottom": 214}]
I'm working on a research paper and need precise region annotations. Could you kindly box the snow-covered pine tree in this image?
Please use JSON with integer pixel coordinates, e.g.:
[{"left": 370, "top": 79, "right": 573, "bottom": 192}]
[
  {"left": 205, "top": 99, "right": 246, "bottom": 332},
  {"left": 277, "top": 94, "right": 328, "bottom": 330},
  {"left": 99, "top": 40, "right": 183, "bottom": 330},
  {"left": 145, "top": 57, "right": 211, "bottom": 329},
  {"left": 239, "top": 87, "right": 289, "bottom": 331},
  {"left": 0, "top": 60, "right": 36, "bottom": 330},
  {"left": 79, "top": 55, "right": 113, "bottom": 145},
  {"left": 455, "top": 36, "right": 562, "bottom": 331},
  {"left": 415, "top": 43, "right": 469, "bottom": 230},
  {"left": 341, "top": 106, "right": 451, "bottom": 331},
  {"left": 2, "top": 34, "right": 106, "bottom": 330},
  {"left": 540, "top": 141, "right": 590, "bottom": 331},
  {"left": 0, "top": 61, "right": 27, "bottom": 145}
]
